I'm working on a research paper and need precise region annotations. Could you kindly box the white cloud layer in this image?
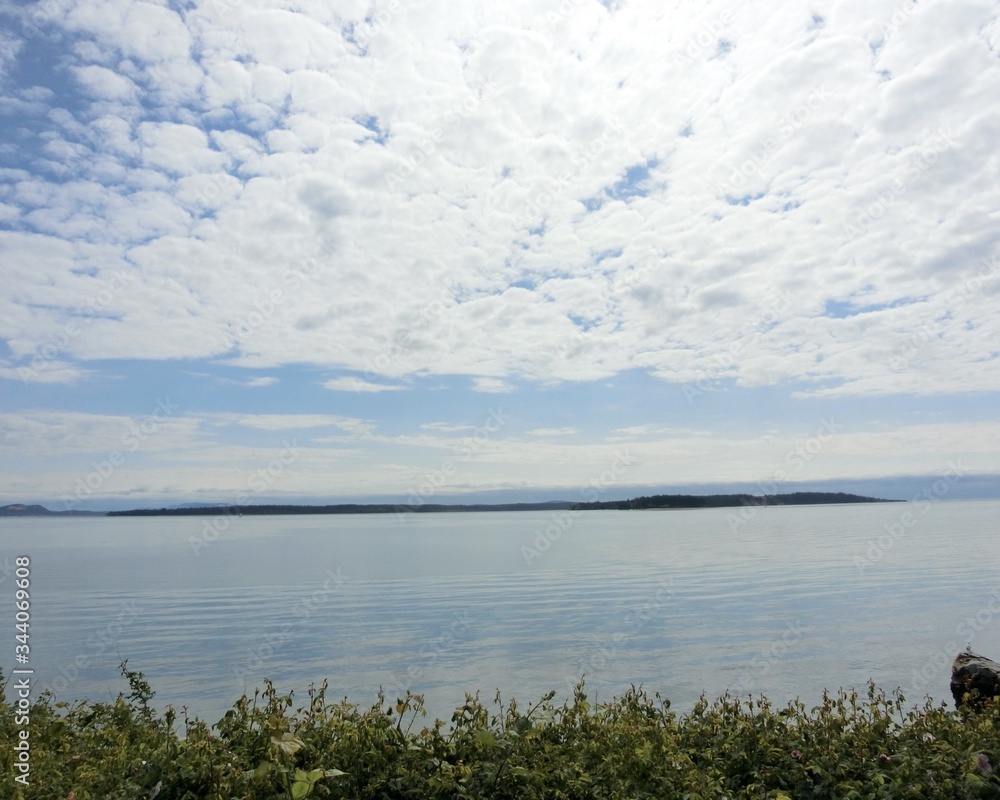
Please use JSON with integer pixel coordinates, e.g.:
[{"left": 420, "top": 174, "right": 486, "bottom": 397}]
[
  {"left": 0, "top": 0, "right": 997, "bottom": 397},
  {"left": 1, "top": 409, "right": 997, "bottom": 505},
  {"left": 1, "top": 0, "right": 999, "bottom": 504}
]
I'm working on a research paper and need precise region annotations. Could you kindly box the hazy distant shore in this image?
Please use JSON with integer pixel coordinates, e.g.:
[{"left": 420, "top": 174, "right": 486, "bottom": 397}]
[{"left": 97, "top": 491, "right": 894, "bottom": 517}]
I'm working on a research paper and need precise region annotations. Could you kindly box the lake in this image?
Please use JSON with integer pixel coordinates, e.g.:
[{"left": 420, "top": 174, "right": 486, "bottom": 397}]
[{"left": 2, "top": 500, "right": 999, "bottom": 725}]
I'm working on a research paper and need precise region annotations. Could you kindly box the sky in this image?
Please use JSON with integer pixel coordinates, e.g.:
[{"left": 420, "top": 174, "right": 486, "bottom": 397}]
[{"left": 1, "top": 0, "right": 999, "bottom": 510}]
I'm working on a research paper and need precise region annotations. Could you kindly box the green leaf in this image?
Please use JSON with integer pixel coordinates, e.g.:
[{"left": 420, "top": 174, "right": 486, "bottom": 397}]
[
  {"left": 324, "top": 768, "right": 348, "bottom": 778},
  {"left": 253, "top": 761, "right": 274, "bottom": 779},
  {"left": 513, "top": 716, "right": 533, "bottom": 735},
  {"left": 475, "top": 729, "right": 497, "bottom": 748},
  {"left": 271, "top": 732, "right": 305, "bottom": 756}
]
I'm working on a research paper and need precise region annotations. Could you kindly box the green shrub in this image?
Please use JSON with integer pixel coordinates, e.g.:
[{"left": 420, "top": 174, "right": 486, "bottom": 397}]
[{"left": 2, "top": 663, "right": 1000, "bottom": 799}]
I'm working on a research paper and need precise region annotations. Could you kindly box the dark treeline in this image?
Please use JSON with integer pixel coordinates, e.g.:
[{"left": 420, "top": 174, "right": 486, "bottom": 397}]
[
  {"left": 106, "top": 492, "right": 890, "bottom": 517},
  {"left": 574, "top": 491, "right": 891, "bottom": 510},
  {"left": 106, "top": 502, "right": 578, "bottom": 517}
]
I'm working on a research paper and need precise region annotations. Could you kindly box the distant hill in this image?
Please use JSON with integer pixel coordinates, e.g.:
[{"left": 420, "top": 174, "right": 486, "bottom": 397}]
[
  {"left": 105, "top": 492, "right": 894, "bottom": 517},
  {"left": 0, "top": 504, "right": 101, "bottom": 517},
  {"left": 107, "top": 502, "right": 579, "bottom": 517},
  {"left": 574, "top": 491, "right": 895, "bottom": 510}
]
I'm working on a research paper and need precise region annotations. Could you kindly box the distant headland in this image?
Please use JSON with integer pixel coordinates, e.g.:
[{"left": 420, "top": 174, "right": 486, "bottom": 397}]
[
  {"left": 0, "top": 503, "right": 101, "bottom": 517},
  {"left": 93, "top": 491, "right": 894, "bottom": 517}
]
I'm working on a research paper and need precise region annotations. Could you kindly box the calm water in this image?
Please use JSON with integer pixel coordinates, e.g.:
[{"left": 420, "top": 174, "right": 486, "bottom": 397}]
[{"left": 2, "top": 501, "right": 998, "bottom": 724}]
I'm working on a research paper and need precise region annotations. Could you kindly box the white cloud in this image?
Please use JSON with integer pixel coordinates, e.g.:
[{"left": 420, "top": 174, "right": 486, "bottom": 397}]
[
  {"left": 529, "top": 427, "right": 579, "bottom": 436},
  {"left": 0, "top": 361, "right": 91, "bottom": 384},
  {"left": 72, "top": 65, "right": 139, "bottom": 100},
  {"left": 611, "top": 424, "right": 711, "bottom": 439},
  {"left": 0, "top": 410, "right": 201, "bottom": 457},
  {"left": 138, "top": 122, "right": 228, "bottom": 176},
  {"left": 225, "top": 414, "right": 374, "bottom": 434},
  {"left": 242, "top": 377, "right": 279, "bottom": 388},
  {"left": 421, "top": 422, "right": 475, "bottom": 432},
  {"left": 472, "top": 377, "right": 515, "bottom": 394},
  {"left": 0, "top": 405, "right": 997, "bottom": 502},
  {"left": 0, "top": 32, "right": 22, "bottom": 80},
  {"left": 209, "top": 376, "right": 278, "bottom": 388},
  {"left": 62, "top": 1, "right": 193, "bottom": 64},
  {"left": 1, "top": 0, "right": 999, "bottom": 408},
  {"left": 323, "top": 377, "right": 405, "bottom": 392}
]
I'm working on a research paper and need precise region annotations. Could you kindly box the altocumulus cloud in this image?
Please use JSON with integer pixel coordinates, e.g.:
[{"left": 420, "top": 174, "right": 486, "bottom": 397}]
[{"left": 0, "top": 0, "right": 998, "bottom": 503}]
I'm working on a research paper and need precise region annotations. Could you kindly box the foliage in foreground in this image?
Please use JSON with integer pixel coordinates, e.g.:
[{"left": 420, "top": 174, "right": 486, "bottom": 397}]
[{"left": 2, "top": 663, "right": 1000, "bottom": 799}]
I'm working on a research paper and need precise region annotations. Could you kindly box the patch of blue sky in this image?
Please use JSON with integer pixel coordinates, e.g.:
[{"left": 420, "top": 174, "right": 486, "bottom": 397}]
[
  {"left": 5, "top": 356, "right": 1000, "bottom": 491},
  {"left": 821, "top": 297, "right": 926, "bottom": 319},
  {"left": 725, "top": 192, "right": 765, "bottom": 206},
  {"left": 9, "top": 36, "right": 76, "bottom": 102},
  {"left": 714, "top": 40, "right": 733, "bottom": 58},
  {"left": 567, "top": 313, "right": 600, "bottom": 332},
  {"left": 607, "top": 159, "right": 659, "bottom": 202},
  {"left": 1, "top": 70, "right": 72, "bottom": 167},
  {"left": 822, "top": 300, "right": 856, "bottom": 318},
  {"left": 0, "top": 358, "right": 749, "bottom": 437},
  {"left": 340, "top": 21, "right": 362, "bottom": 49},
  {"left": 356, "top": 115, "right": 389, "bottom": 144},
  {"left": 581, "top": 159, "right": 659, "bottom": 212}
]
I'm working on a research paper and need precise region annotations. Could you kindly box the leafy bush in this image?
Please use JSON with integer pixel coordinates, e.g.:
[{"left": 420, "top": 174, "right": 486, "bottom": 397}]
[{"left": 2, "top": 663, "right": 1000, "bottom": 799}]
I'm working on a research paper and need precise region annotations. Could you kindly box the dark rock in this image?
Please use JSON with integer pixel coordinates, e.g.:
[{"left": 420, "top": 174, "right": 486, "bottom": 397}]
[{"left": 951, "top": 650, "right": 1000, "bottom": 709}]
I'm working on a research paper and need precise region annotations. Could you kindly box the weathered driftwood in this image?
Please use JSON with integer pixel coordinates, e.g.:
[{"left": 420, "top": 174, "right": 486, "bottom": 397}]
[{"left": 951, "top": 650, "right": 1000, "bottom": 709}]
